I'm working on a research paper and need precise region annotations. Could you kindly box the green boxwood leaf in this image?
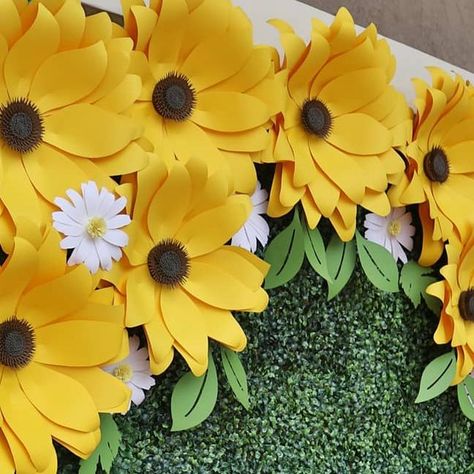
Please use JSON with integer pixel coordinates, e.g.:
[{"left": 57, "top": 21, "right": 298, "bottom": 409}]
[
  {"left": 79, "top": 414, "right": 121, "bottom": 474},
  {"left": 355, "top": 231, "right": 399, "bottom": 293},
  {"left": 303, "top": 223, "right": 332, "bottom": 283},
  {"left": 326, "top": 234, "right": 356, "bottom": 300},
  {"left": 264, "top": 209, "right": 305, "bottom": 290},
  {"left": 415, "top": 351, "right": 456, "bottom": 403},
  {"left": 171, "top": 350, "right": 218, "bottom": 431},
  {"left": 220, "top": 347, "right": 250, "bottom": 410},
  {"left": 458, "top": 376, "right": 474, "bottom": 421},
  {"left": 400, "top": 261, "right": 437, "bottom": 308}
]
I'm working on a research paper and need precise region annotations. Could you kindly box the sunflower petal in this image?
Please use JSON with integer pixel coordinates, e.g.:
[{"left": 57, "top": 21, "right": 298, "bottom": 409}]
[
  {"left": 35, "top": 320, "right": 123, "bottom": 367},
  {"left": 160, "top": 287, "right": 208, "bottom": 366},
  {"left": 4, "top": 5, "right": 59, "bottom": 97},
  {"left": 17, "top": 363, "right": 99, "bottom": 432},
  {"left": 44, "top": 104, "right": 142, "bottom": 158},
  {"left": 175, "top": 195, "right": 250, "bottom": 258},
  {"left": 29, "top": 42, "right": 107, "bottom": 113}
]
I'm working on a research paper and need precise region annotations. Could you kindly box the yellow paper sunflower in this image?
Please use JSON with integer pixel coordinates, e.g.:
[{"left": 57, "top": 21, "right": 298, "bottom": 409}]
[
  {"left": 389, "top": 68, "right": 474, "bottom": 266},
  {"left": 427, "top": 234, "right": 474, "bottom": 385},
  {"left": 266, "top": 8, "right": 412, "bottom": 241},
  {"left": 121, "top": 0, "right": 283, "bottom": 195},
  {"left": 105, "top": 157, "right": 269, "bottom": 376},
  {"left": 0, "top": 0, "right": 148, "bottom": 252},
  {"left": 0, "top": 228, "right": 130, "bottom": 473}
]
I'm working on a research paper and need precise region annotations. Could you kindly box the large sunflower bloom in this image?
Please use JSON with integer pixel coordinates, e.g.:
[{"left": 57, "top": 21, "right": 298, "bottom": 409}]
[
  {"left": 266, "top": 8, "right": 412, "bottom": 241},
  {"left": 427, "top": 234, "right": 474, "bottom": 384},
  {"left": 0, "top": 228, "right": 130, "bottom": 473},
  {"left": 389, "top": 68, "right": 474, "bottom": 266},
  {"left": 105, "top": 157, "right": 269, "bottom": 376},
  {"left": 121, "top": 0, "right": 283, "bottom": 195},
  {"left": 0, "top": 0, "right": 148, "bottom": 252}
]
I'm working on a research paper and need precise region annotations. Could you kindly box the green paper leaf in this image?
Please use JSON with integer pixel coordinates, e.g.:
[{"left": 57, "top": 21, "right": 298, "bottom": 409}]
[
  {"left": 458, "top": 376, "right": 474, "bottom": 421},
  {"left": 400, "top": 261, "right": 438, "bottom": 310},
  {"left": 326, "top": 234, "right": 356, "bottom": 300},
  {"left": 171, "top": 350, "right": 218, "bottom": 431},
  {"left": 415, "top": 351, "right": 456, "bottom": 403},
  {"left": 355, "top": 231, "right": 399, "bottom": 293},
  {"left": 303, "top": 223, "right": 332, "bottom": 283},
  {"left": 220, "top": 347, "right": 250, "bottom": 410},
  {"left": 79, "top": 414, "right": 121, "bottom": 474},
  {"left": 264, "top": 209, "right": 305, "bottom": 290}
]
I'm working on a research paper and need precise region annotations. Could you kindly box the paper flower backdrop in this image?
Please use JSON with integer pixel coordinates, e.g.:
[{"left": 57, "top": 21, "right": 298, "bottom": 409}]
[{"left": 0, "top": 0, "right": 472, "bottom": 472}]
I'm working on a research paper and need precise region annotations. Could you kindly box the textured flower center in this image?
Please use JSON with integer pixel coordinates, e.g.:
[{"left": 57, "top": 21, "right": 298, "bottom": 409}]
[
  {"left": 152, "top": 73, "right": 196, "bottom": 121},
  {"left": 423, "top": 147, "right": 449, "bottom": 183},
  {"left": 113, "top": 363, "right": 133, "bottom": 383},
  {"left": 86, "top": 217, "right": 107, "bottom": 238},
  {"left": 0, "top": 318, "right": 35, "bottom": 369},
  {"left": 301, "top": 99, "right": 332, "bottom": 138},
  {"left": 0, "top": 98, "right": 44, "bottom": 154},
  {"left": 147, "top": 239, "right": 190, "bottom": 287},
  {"left": 459, "top": 290, "right": 474, "bottom": 322},
  {"left": 388, "top": 220, "right": 401, "bottom": 237}
]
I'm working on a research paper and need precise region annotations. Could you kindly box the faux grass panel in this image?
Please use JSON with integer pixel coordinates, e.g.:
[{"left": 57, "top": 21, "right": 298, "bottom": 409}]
[{"left": 57, "top": 259, "right": 474, "bottom": 473}]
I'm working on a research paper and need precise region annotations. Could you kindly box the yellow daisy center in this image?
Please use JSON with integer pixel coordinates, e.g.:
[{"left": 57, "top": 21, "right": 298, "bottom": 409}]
[
  {"left": 86, "top": 217, "right": 107, "bottom": 238},
  {"left": 152, "top": 72, "right": 196, "bottom": 122},
  {"left": 113, "top": 363, "right": 133, "bottom": 383},
  {"left": 388, "top": 220, "right": 401, "bottom": 237},
  {"left": 459, "top": 290, "right": 474, "bottom": 322},
  {"left": 0, "top": 98, "right": 44, "bottom": 154},
  {"left": 423, "top": 147, "right": 449, "bottom": 183},
  {"left": 147, "top": 239, "right": 190, "bottom": 287},
  {"left": 0, "top": 317, "right": 35, "bottom": 369},
  {"left": 301, "top": 99, "right": 332, "bottom": 138}
]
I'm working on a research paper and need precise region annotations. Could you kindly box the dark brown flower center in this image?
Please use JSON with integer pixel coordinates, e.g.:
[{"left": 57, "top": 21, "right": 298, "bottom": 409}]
[
  {"left": 459, "top": 290, "right": 474, "bottom": 322},
  {"left": 0, "top": 98, "right": 43, "bottom": 154},
  {"left": 423, "top": 147, "right": 449, "bottom": 183},
  {"left": 0, "top": 318, "right": 35, "bottom": 369},
  {"left": 301, "top": 99, "right": 332, "bottom": 138},
  {"left": 152, "top": 73, "right": 196, "bottom": 122},
  {"left": 147, "top": 239, "right": 190, "bottom": 287}
]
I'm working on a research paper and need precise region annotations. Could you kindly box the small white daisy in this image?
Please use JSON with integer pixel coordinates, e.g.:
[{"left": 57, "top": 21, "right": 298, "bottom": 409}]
[
  {"left": 103, "top": 335, "right": 156, "bottom": 410},
  {"left": 364, "top": 207, "right": 416, "bottom": 264},
  {"left": 52, "top": 181, "right": 131, "bottom": 273},
  {"left": 231, "top": 180, "right": 270, "bottom": 253}
]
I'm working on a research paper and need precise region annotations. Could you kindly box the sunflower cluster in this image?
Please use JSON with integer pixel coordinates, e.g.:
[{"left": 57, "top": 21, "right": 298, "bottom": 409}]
[
  {"left": 0, "top": 0, "right": 272, "bottom": 471},
  {"left": 0, "top": 0, "right": 472, "bottom": 472}
]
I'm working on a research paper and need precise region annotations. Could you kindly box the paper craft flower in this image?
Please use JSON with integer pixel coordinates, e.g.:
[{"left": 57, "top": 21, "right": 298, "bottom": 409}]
[
  {"left": 121, "top": 0, "right": 283, "bottom": 194},
  {"left": 364, "top": 207, "right": 415, "bottom": 263},
  {"left": 103, "top": 335, "right": 155, "bottom": 409},
  {"left": 231, "top": 181, "right": 270, "bottom": 253},
  {"left": 0, "top": 230, "right": 130, "bottom": 473},
  {"left": 53, "top": 181, "right": 130, "bottom": 273},
  {"left": 105, "top": 157, "right": 269, "bottom": 376},
  {"left": 266, "top": 8, "right": 412, "bottom": 241},
  {"left": 389, "top": 68, "right": 474, "bottom": 266},
  {"left": 427, "top": 234, "right": 474, "bottom": 384},
  {"left": 0, "top": 0, "right": 147, "bottom": 252}
]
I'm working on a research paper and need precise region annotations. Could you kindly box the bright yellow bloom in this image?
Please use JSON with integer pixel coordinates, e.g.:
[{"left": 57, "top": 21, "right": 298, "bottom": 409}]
[
  {"left": 427, "top": 234, "right": 474, "bottom": 384},
  {"left": 121, "top": 0, "right": 283, "bottom": 195},
  {"left": 0, "top": 0, "right": 148, "bottom": 253},
  {"left": 266, "top": 8, "right": 412, "bottom": 241},
  {"left": 389, "top": 68, "right": 474, "bottom": 266},
  {"left": 105, "top": 157, "right": 269, "bottom": 376},
  {"left": 0, "top": 228, "right": 130, "bottom": 474}
]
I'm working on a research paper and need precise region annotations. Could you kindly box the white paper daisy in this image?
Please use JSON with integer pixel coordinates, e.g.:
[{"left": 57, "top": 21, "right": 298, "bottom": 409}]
[
  {"left": 364, "top": 207, "right": 416, "bottom": 264},
  {"left": 52, "top": 181, "right": 131, "bottom": 273},
  {"left": 103, "top": 335, "right": 156, "bottom": 410},
  {"left": 231, "top": 180, "right": 270, "bottom": 253}
]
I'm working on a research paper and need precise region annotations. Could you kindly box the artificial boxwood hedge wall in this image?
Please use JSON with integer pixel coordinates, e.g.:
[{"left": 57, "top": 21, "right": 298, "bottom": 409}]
[{"left": 58, "top": 237, "right": 474, "bottom": 473}]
